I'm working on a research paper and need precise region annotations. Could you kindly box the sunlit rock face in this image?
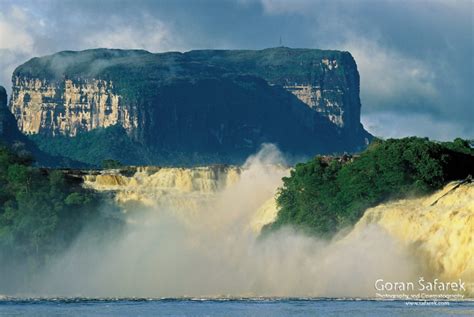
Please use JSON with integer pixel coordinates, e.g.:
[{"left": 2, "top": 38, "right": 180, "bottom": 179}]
[
  {"left": 10, "top": 77, "right": 138, "bottom": 136},
  {"left": 282, "top": 58, "right": 350, "bottom": 129},
  {"left": 284, "top": 84, "right": 345, "bottom": 128},
  {"left": 10, "top": 48, "right": 371, "bottom": 166},
  {"left": 0, "top": 85, "right": 66, "bottom": 164}
]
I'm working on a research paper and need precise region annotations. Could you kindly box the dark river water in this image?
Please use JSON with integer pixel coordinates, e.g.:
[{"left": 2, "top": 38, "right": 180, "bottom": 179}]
[{"left": 0, "top": 298, "right": 472, "bottom": 316}]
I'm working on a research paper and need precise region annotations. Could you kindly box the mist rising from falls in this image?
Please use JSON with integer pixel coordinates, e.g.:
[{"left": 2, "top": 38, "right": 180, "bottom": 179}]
[
  {"left": 82, "top": 145, "right": 286, "bottom": 231},
  {"left": 34, "top": 145, "right": 472, "bottom": 298}
]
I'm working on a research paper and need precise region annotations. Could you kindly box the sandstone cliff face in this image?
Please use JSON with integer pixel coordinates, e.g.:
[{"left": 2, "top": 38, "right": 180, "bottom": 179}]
[
  {"left": 283, "top": 57, "right": 359, "bottom": 131},
  {"left": 10, "top": 77, "right": 138, "bottom": 136},
  {"left": 0, "top": 85, "right": 81, "bottom": 167},
  {"left": 10, "top": 48, "right": 371, "bottom": 166},
  {"left": 285, "top": 84, "right": 345, "bottom": 128}
]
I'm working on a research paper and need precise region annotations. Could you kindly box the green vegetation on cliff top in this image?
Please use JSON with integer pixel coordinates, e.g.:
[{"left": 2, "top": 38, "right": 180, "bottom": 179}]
[
  {"left": 265, "top": 137, "right": 474, "bottom": 237},
  {"left": 15, "top": 47, "right": 353, "bottom": 88}
]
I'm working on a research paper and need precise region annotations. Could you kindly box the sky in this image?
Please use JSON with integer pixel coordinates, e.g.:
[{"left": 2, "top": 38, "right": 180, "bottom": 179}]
[{"left": 0, "top": 0, "right": 472, "bottom": 140}]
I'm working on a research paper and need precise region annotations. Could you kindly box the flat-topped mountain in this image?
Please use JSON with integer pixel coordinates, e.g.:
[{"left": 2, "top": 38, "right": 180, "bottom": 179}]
[{"left": 9, "top": 47, "right": 372, "bottom": 166}]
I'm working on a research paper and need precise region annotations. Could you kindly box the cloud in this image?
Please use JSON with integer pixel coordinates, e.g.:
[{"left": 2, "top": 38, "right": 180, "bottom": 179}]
[
  {"left": 0, "top": 5, "right": 43, "bottom": 89},
  {"left": 361, "top": 111, "right": 473, "bottom": 141},
  {"left": 0, "top": 3, "right": 186, "bottom": 90},
  {"left": 81, "top": 15, "right": 181, "bottom": 52},
  {"left": 337, "top": 36, "right": 438, "bottom": 113},
  {"left": 0, "top": 0, "right": 471, "bottom": 139},
  {"left": 260, "top": 0, "right": 315, "bottom": 14},
  {"left": 258, "top": 0, "right": 473, "bottom": 139},
  {"left": 0, "top": 6, "right": 36, "bottom": 54}
]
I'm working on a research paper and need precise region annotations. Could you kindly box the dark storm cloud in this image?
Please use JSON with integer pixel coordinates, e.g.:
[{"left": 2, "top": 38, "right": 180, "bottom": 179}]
[{"left": 0, "top": 0, "right": 472, "bottom": 140}]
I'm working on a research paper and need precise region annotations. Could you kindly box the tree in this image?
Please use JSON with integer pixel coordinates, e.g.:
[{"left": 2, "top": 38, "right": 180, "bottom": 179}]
[{"left": 265, "top": 137, "right": 474, "bottom": 237}]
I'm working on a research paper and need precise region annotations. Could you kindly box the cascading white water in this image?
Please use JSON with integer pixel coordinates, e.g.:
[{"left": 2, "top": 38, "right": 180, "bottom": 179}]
[{"left": 36, "top": 145, "right": 472, "bottom": 298}]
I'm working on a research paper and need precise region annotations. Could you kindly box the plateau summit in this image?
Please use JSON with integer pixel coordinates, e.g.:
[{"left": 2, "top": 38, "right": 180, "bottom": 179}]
[{"left": 8, "top": 47, "right": 371, "bottom": 166}]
